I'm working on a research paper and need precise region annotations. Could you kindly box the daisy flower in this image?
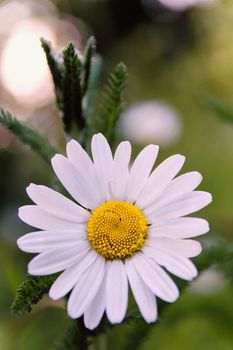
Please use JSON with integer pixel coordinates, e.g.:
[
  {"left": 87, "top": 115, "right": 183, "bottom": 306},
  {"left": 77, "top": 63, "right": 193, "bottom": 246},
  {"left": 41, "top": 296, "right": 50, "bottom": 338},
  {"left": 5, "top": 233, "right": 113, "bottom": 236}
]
[{"left": 17, "top": 133, "right": 212, "bottom": 330}]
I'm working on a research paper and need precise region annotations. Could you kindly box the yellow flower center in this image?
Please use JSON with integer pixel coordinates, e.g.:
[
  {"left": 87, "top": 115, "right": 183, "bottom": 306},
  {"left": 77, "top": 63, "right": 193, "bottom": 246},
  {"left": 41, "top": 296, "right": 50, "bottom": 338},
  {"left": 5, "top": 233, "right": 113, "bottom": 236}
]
[{"left": 87, "top": 201, "right": 148, "bottom": 260}]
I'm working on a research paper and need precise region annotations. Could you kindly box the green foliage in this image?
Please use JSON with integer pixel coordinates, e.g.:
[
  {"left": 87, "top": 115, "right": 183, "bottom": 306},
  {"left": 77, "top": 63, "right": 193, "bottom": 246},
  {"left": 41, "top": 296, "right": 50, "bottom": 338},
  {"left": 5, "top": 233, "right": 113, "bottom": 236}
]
[
  {"left": 97, "top": 62, "right": 128, "bottom": 143},
  {"left": 11, "top": 274, "right": 57, "bottom": 316},
  {"left": 0, "top": 109, "right": 57, "bottom": 163},
  {"left": 208, "top": 97, "right": 233, "bottom": 123},
  {"left": 41, "top": 37, "right": 127, "bottom": 143}
]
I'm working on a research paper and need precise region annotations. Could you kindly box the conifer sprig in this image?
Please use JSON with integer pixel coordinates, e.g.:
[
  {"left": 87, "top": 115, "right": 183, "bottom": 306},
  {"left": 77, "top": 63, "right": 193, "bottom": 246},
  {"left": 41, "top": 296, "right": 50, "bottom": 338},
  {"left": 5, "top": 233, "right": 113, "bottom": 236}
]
[
  {"left": 62, "top": 43, "right": 84, "bottom": 132},
  {"left": 11, "top": 275, "right": 58, "bottom": 316},
  {"left": 82, "top": 55, "right": 103, "bottom": 130},
  {"left": 41, "top": 38, "right": 63, "bottom": 111},
  {"left": 97, "top": 62, "right": 128, "bottom": 143},
  {"left": 41, "top": 37, "right": 128, "bottom": 143},
  {"left": 82, "top": 36, "right": 96, "bottom": 95},
  {"left": 41, "top": 38, "right": 98, "bottom": 135},
  {"left": 0, "top": 109, "right": 57, "bottom": 163}
]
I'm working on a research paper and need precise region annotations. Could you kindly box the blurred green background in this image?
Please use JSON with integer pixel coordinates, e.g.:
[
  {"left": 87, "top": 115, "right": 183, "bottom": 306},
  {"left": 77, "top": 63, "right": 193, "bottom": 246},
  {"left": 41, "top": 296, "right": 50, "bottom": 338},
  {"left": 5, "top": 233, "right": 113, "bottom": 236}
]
[{"left": 0, "top": 0, "right": 232, "bottom": 349}]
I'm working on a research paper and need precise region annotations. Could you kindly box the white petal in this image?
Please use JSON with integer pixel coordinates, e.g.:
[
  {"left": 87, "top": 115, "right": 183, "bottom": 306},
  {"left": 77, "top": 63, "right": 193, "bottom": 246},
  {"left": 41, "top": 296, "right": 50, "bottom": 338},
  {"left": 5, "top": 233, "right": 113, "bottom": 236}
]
[
  {"left": 26, "top": 184, "right": 90, "bottom": 223},
  {"left": 143, "top": 245, "right": 198, "bottom": 281},
  {"left": 51, "top": 154, "right": 100, "bottom": 209},
  {"left": 84, "top": 275, "right": 106, "bottom": 330},
  {"left": 66, "top": 139, "right": 95, "bottom": 179},
  {"left": 68, "top": 255, "right": 105, "bottom": 319},
  {"left": 132, "top": 253, "right": 179, "bottom": 303},
  {"left": 125, "top": 259, "right": 157, "bottom": 323},
  {"left": 66, "top": 140, "right": 103, "bottom": 203},
  {"left": 49, "top": 250, "right": 96, "bottom": 300},
  {"left": 91, "top": 133, "right": 114, "bottom": 201},
  {"left": 136, "top": 155, "right": 185, "bottom": 209},
  {"left": 106, "top": 260, "right": 128, "bottom": 323},
  {"left": 110, "top": 141, "right": 131, "bottom": 200},
  {"left": 125, "top": 145, "right": 159, "bottom": 203},
  {"left": 144, "top": 171, "right": 202, "bottom": 216},
  {"left": 28, "top": 244, "right": 89, "bottom": 275},
  {"left": 17, "top": 229, "right": 87, "bottom": 253},
  {"left": 151, "top": 191, "right": 212, "bottom": 222},
  {"left": 146, "top": 237, "right": 202, "bottom": 257},
  {"left": 18, "top": 205, "right": 86, "bottom": 231},
  {"left": 149, "top": 218, "right": 210, "bottom": 239}
]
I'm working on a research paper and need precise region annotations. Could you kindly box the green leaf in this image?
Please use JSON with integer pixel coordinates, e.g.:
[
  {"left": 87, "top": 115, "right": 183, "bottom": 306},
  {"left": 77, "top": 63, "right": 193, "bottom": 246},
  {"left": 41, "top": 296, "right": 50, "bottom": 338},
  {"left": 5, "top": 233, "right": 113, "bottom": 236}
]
[
  {"left": 81, "top": 55, "right": 103, "bottom": 147},
  {"left": 208, "top": 97, "right": 233, "bottom": 123},
  {"left": 82, "top": 36, "right": 96, "bottom": 95},
  {"left": 0, "top": 109, "right": 57, "bottom": 163},
  {"left": 81, "top": 37, "right": 103, "bottom": 142},
  {"left": 11, "top": 274, "right": 57, "bottom": 316},
  {"left": 62, "top": 42, "right": 84, "bottom": 132},
  {"left": 97, "top": 62, "right": 128, "bottom": 144},
  {"left": 41, "top": 38, "right": 63, "bottom": 111}
]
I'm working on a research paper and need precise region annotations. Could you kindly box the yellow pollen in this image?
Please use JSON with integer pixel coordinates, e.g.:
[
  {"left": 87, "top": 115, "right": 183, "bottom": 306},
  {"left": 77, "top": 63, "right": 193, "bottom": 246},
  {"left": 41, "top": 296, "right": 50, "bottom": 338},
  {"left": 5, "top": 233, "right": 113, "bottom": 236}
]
[{"left": 87, "top": 201, "right": 148, "bottom": 260}]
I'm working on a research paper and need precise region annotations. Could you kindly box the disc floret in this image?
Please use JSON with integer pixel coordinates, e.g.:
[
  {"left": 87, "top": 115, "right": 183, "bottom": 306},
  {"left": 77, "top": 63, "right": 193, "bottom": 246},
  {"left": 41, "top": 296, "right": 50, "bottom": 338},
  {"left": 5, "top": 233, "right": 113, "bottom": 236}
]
[{"left": 87, "top": 201, "right": 148, "bottom": 260}]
